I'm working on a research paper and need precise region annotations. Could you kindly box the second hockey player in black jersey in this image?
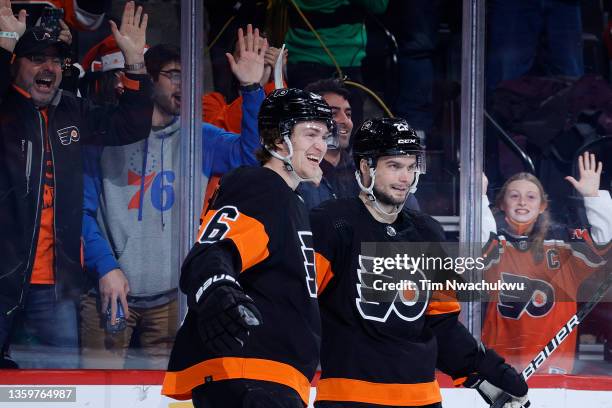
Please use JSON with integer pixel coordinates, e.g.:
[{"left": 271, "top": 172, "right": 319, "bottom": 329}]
[
  {"left": 310, "top": 118, "right": 530, "bottom": 408},
  {"left": 162, "top": 88, "right": 336, "bottom": 408}
]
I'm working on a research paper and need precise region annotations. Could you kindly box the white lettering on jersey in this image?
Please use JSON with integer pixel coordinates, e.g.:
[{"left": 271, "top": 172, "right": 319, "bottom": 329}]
[
  {"left": 298, "top": 231, "right": 318, "bottom": 298},
  {"left": 355, "top": 254, "right": 429, "bottom": 322},
  {"left": 197, "top": 206, "right": 240, "bottom": 244}
]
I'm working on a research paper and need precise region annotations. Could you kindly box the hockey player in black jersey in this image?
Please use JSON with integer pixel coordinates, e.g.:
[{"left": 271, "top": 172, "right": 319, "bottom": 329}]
[
  {"left": 162, "top": 88, "right": 336, "bottom": 408},
  {"left": 310, "top": 117, "right": 530, "bottom": 408}
]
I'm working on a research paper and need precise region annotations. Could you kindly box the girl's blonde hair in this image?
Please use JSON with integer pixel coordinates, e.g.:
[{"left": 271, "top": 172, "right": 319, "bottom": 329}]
[{"left": 494, "top": 172, "right": 551, "bottom": 263}]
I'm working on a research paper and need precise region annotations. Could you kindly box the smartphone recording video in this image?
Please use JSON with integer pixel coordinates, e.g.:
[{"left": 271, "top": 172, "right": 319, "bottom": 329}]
[{"left": 40, "top": 7, "right": 65, "bottom": 39}]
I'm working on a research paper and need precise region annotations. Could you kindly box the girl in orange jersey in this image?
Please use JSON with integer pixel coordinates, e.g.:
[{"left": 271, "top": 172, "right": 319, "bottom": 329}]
[{"left": 481, "top": 151, "right": 611, "bottom": 374}]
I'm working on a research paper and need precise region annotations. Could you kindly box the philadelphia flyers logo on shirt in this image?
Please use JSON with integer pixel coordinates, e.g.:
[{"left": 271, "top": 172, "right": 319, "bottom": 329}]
[
  {"left": 57, "top": 126, "right": 80, "bottom": 145},
  {"left": 355, "top": 255, "right": 429, "bottom": 322},
  {"left": 497, "top": 273, "right": 555, "bottom": 319},
  {"left": 298, "top": 231, "right": 317, "bottom": 298}
]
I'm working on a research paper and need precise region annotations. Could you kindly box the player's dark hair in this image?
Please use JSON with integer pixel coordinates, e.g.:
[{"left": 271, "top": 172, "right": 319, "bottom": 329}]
[
  {"left": 145, "top": 43, "right": 181, "bottom": 81},
  {"left": 494, "top": 172, "right": 551, "bottom": 263},
  {"left": 304, "top": 78, "right": 350, "bottom": 101},
  {"left": 255, "top": 129, "right": 280, "bottom": 164}
]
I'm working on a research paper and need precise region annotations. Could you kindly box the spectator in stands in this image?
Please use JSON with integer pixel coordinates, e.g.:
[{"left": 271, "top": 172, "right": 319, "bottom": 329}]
[
  {"left": 203, "top": 33, "right": 286, "bottom": 132},
  {"left": 0, "top": 0, "right": 151, "bottom": 368},
  {"left": 486, "top": 0, "right": 584, "bottom": 94},
  {"left": 202, "top": 30, "right": 285, "bottom": 206},
  {"left": 80, "top": 25, "right": 266, "bottom": 369},
  {"left": 481, "top": 152, "right": 611, "bottom": 374},
  {"left": 296, "top": 79, "right": 358, "bottom": 209},
  {"left": 205, "top": 0, "right": 267, "bottom": 101},
  {"left": 284, "top": 0, "right": 389, "bottom": 129},
  {"left": 297, "top": 79, "right": 421, "bottom": 211},
  {"left": 78, "top": 34, "right": 145, "bottom": 106}
]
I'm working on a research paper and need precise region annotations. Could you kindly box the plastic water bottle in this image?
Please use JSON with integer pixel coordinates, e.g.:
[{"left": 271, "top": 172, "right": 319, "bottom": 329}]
[{"left": 106, "top": 300, "right": 127, "bottom": 333}]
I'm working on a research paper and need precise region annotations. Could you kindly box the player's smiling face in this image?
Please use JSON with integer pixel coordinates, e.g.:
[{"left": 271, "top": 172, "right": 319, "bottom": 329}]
[
  {"left": 289, "top": 121, "right": 329, "bottom": 179},
  {"left": 370, "top": 155, "right": 417, "bottom": 206},
  {"left": 501, "top": 180, "right": 546, "bottom": 224}
]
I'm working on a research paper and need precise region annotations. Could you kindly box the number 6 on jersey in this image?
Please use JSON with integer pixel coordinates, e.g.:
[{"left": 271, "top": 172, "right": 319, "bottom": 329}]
[{"left": 198, "top": 206, "right": 239, "bottom": 244}]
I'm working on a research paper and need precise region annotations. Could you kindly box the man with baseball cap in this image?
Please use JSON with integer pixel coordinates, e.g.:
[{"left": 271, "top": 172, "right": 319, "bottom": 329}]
[
  {"left": 8, "top": 26, "right": 72, "bottom": 106},
  {"left": 0, "top": 0, "right": 153, "bottom": 368}
]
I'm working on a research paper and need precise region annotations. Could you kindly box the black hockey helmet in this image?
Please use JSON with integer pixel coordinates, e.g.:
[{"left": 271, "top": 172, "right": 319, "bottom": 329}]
[
  {"left": 258, "top": 88, "right": 337, "bottom": 149},
  {"left": 353, "top": 117, "right": 426, "bottom": 173}
]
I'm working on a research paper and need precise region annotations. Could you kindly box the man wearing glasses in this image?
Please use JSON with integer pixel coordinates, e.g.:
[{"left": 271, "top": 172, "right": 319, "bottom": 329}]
[
  {"left": 0, "top": 0, "right": 152, "bottom": 368},
  {"left": 79, "top": 26, "right": 267, "bottom": 369}
]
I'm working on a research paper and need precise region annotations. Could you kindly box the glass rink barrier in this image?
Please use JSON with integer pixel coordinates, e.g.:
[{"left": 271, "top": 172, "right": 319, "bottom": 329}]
[{"left": 0, "top": 0, "right": 609, "bottom": 407}]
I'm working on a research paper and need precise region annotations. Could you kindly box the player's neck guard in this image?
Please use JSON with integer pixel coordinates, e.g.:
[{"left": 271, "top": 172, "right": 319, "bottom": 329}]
[
  {"left": 504, "top": 215, "right": 536, "bottom": 236},
  {"left": 355, "top": 167, "right": 420, "bottom": 217}
]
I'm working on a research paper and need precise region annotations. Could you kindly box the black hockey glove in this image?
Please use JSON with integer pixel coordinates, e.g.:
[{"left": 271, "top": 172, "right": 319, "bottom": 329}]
[
  {"left": 464, "top": 344, "right": 530, "bottom": 408},
  {"left": 195, "top": 275, "right": 263, "bottom": 355}
]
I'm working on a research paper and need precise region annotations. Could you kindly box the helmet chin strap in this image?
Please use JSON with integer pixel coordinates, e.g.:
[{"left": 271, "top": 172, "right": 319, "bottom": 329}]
[
  {"left": 409, "top": 172, "right": 420, "bottom": 194},
  {"left": 355, "top": 167, "right": 421, "bottom": 217},
  {"left": 267, "top": 135, "right": 317, "bottom": 184}
]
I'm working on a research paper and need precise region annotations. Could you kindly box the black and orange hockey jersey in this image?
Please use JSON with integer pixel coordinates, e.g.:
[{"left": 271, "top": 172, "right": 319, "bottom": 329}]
[
  {"left": 311, "top": 198, "right": 482, "bottom": 406},
  {"left": 481, "top": 222, "right": 611, "bottom": 374},
  {"left": 162, "top": 166, "right": 321, "bottom": 405}
]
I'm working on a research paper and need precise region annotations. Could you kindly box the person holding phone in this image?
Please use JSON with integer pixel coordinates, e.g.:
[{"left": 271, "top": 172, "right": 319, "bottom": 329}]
[
  {"left": 11, "top": 0, "right": 108, "bottom": 31},
  {"left": 0, "top": 0, "right": 152, "bottom": 368}
]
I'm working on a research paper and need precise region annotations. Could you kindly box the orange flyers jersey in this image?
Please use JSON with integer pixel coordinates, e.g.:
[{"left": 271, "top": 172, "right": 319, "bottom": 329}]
[
  {"left": 481, "top": 227, "right": 611, "bottom": 374},
  {"left": 310, "top": 198, "right": 479, "bottom": 407},
  {"left": 163, "top": 166, "right": 320, "bottom": 406},
  {"left": 12, "top": 1, "right": 105, "bottom": 31}
]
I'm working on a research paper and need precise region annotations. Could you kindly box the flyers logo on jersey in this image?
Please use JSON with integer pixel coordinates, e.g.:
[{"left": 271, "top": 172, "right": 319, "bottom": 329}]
[
  {"left": 298, "top": 231, "right": 317, "bottom": 298},
  {"left": 393, "top": 122, "right": 411, "bottom": 132},
  {"left": 355, "top": 255, "right": 429, "bottom": 322},
  {"left": 57, "top": 126, "right": 80, "bottom": 145},
  {"left": 498, "top": 273, "right": 555, "bottom": 319}
]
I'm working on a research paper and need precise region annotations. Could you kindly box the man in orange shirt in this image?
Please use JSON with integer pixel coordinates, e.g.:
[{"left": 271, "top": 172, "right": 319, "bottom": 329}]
[{"left": 0, "top": 0, "right": 152, "bottom": 368}]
